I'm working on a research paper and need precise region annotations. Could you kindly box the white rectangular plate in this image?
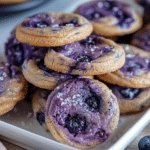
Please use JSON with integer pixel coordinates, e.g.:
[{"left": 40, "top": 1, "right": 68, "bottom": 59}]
[{"left": 0, "top": 0, "right": 150, "bottom": 150}]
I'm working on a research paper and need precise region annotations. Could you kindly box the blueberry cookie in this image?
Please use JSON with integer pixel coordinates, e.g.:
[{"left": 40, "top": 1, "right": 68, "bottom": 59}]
[
  {"left": 97, "top": 44, "right": 150, "bottom": 88},
  {"left": 0, "top": 62, "right": 27, "bottom": 116},
  {"left": 131, "top": 24, "right": 150, "bottom": 52},
  {"left": 111, "top": 85, "right": 150, "bottom": 114},
  {"left": 16, "top": 12, "right": 93, "bottom": 47},
  {"left": 5, "top": 28, "right": 46, "bottom": 67},
  {"left": 45, "top": 78, "right": 119, "bottom": 149},
  {"left": 75, "top": 0, "right": 142, "bottom": 37},
  {"left": 44, "top": 35, "right": 125, "bottom": 76},
  {"left": 32, "top": 89, "right": 52, "bottom": 130},
  {"left": 0, "top": 0, "right": 30, "bottom": 5},
  {"left": 22, "top": 48, "right": 92, "bottom": 89}
]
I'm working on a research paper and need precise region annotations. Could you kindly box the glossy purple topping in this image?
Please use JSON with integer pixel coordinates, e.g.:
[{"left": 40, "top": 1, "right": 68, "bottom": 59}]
[
  {"left": 0, "top": 62, "right": 21, "bottom": 96},
  {"left": 119, "top": 53, "right": 150, "bottom": 77},
  {"left": 111, "top": 84, "right": 150, "bottom": 100},
  {"left": 5, "top": 29, "right": 46, "bottom": 67},
  {"left": 112, "top": 85, "right": 142, "bottom": 100},
  {"left": 22, "top": 13, "right": 80, "bottom": 29},
  {"left": 77, "top": 0, "right": 134, "bottom": 28},
  {"left": 46, "top": 78, "right": 115, "bottom": 145},
  {"left": 52, "top": 35, "right": 112, "bottom": 61},
  {"left": 36, "top": 112, "right": 45, "bottom": 126},
  {"left": 118, "top": 87, "right": 141, "bottom": 99},
  {"left": 132, "top": 29, "right": 150, "bottom": 52}
]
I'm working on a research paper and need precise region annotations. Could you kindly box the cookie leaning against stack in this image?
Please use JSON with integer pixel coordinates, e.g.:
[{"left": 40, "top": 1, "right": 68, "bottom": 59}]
[
  {"left": 97, "top": 44, "right": 150, "bottom": 114},
  {"left": 45, "top": 78, "right": 119, "bottom": 149}
]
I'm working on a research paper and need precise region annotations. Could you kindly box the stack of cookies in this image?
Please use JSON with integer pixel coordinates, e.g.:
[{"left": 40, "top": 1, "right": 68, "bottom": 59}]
[{"left": 1, "top": 0, "right": 150, "bottom": 149}]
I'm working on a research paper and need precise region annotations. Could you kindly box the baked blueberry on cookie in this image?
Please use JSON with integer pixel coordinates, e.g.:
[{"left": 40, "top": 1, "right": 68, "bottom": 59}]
[
  {"left": 5, "top": 29, "right": 46, "bottom": 67},
  {"left": 45, "top": 78, "right": 119, "bottom": 149},
  {"left": 0, "top": 61, "right": 27, "bottom": 116},
  {"left": 111, "top": 85, "right": 150, "bottom": 114},
  {"left": 22, "top": 49, "right": 86, "bottom": 90},
  {"left": 32, "top": 89, "right": 52, "bottom": 130},
  {"left": 75, "top": 0, "right": 142, "bottom": 37},
  {"left": 131, "top": 24, "right": 150, "bottom": 52},
  {"left": 44, "top": 35, "right": 125, "bottom": 76},
  {"left": 97, "top": 44, "right": 150, "bottom": 88},
  {"left": 16, "top": 12, "right": 93, "bottom": 47}
]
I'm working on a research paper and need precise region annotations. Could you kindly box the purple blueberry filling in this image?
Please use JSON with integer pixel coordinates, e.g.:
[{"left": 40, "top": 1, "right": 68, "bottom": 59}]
[
  {"left": 119, "top": 54, "right": 150, "bottom": 77},
  {"left": 37, "top": 60, "right": 75, "bottom": 83},
  {"left": 132, "top": 29, "right": 150, "bottom": 52},
  {"left": 117, "top": 86, "right": 141, "bottom": 99},
  {"left": 46, "top": 78, "right": 115, "bottom": 145},
  {"left": 59, "top": 19, "right": 80, "bottom": 27},
  {"left": 77, "top": 1, "right": 134, "bottom": 28},
  {"left": 36, "top": 111, "right": 45, "bottom": 126},
  {"left": 0, "top": 62, "right": 21, "bottom": 96},
  {"left": 111, "top": 85, "right": 149, "bottom": 100},
  {"left": 22, "top": 13, "right": 50, "bottom": 28},
  {"left": 22, "top": 13, "right": 80, "bottom": 29},
  {"left": 5, "top": 29, "right": 46, "bottom": 67},
  {"left": 52, "top": 35, "right": 112, "bottom": 61}
]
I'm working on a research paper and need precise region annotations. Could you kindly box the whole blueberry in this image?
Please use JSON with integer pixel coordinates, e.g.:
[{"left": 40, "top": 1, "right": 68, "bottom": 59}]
[
  {"left": 36, "top": 112, "right": 45, "bottom": 126},
  {"left": 85, "top": 89, "right": 101, "bottom": 112},
  {"left": 65, "top": 114, "right": 87, "bottom": 135},
  {"left": 138, "top": 136, "right": 150, "bottom": 150}
]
